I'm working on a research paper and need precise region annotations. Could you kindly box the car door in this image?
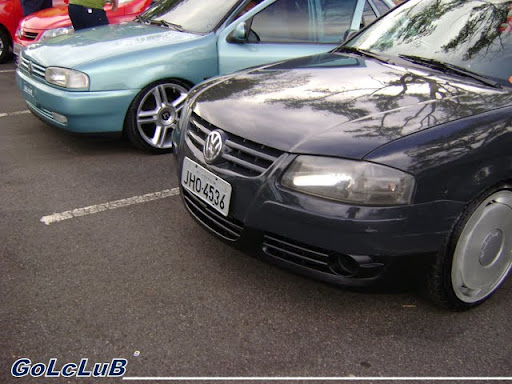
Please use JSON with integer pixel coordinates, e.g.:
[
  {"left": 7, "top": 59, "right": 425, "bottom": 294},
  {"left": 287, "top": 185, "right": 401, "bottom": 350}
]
[{"left": 217, "top": 0, "right": 365, "bottom": 75}]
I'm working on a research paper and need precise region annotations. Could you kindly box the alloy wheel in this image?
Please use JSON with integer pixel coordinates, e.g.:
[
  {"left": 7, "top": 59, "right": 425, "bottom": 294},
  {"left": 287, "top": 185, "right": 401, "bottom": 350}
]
[{"left": 135, "top": 82, "right": 189, "bottom": 150}]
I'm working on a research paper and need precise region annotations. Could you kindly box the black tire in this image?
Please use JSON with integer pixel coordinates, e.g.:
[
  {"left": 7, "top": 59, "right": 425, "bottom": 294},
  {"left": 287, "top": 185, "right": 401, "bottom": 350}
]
[
  {"left": 427, "top": 184, "right": 512, "bottom": 311},
  {"left": 0, "top": 28, "right": 11, "bottom": 64},
  {"left": 125, "top": 79, "right": 190, "bottom": 154}
]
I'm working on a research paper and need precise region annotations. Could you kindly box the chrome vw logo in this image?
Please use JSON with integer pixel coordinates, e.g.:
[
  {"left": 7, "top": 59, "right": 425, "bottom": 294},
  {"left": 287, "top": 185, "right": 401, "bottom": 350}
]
[
  {"left": 27, "top": 61, "right": 33, "bottom": 75},
  {"left": 203, "top": 130, "right": 224, "bottom": 163}
]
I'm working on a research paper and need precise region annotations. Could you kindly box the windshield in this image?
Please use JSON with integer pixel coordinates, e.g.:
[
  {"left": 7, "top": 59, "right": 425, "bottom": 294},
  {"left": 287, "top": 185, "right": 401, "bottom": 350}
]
[
  {"left": 139, "top": 0, "right": 242, "bottom": 34},
  {"left": 347, "top": 0, "right": 512, "bottom": 87}
]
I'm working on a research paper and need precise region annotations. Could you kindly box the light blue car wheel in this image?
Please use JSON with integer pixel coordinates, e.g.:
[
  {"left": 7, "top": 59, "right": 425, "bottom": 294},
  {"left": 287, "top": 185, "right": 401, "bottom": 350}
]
[{"left": 125, "top": 79, "right": 190, "bottom": 154}]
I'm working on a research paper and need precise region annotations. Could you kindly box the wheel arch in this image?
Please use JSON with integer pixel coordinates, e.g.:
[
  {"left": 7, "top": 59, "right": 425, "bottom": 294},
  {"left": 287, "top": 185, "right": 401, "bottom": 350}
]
[
  {"left": 445, "top": 178, "right": 512, "bottom": 245},
  {"left": 427, "top": 178, "right": 512, "bottom": 310}
]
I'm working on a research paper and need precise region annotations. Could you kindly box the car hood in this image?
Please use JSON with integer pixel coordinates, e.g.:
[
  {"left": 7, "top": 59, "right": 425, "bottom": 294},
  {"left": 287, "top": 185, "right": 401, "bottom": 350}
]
[
  {"left": 23, "top": 23, "right": 200, "bottom": 68},
  {"left": 192, "top": 53, "right": 512, "bottom": 159},
  {"left": 21, "top": 5, "right": 70, "bottom": 30}
]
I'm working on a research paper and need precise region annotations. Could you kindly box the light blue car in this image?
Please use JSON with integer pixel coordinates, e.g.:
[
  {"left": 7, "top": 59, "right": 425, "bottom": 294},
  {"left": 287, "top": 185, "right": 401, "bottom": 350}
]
[{"left": 16, "top": 0, "right": 394, "bottom": 153}]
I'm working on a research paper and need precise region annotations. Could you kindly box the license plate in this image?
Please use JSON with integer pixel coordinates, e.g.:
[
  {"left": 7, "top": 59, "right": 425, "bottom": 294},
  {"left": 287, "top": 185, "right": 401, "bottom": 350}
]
[
  {"left": 181, "top": 157, "right": 232, "bottom": 216},
  {"left": 22, "top": 83, "right": 35, "bottom": 99}
]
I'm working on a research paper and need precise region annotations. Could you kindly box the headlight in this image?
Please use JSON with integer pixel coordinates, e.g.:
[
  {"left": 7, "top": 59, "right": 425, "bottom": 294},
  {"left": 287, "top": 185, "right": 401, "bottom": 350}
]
[
  {"left": 45, "top": 67, "right": 89, "bottom": 89},
  {"left": 39, "top": 27, "right": 74, "bottom": 43},
  {"left": 281, "top": 156, "right": 415, "bottom": 205}
]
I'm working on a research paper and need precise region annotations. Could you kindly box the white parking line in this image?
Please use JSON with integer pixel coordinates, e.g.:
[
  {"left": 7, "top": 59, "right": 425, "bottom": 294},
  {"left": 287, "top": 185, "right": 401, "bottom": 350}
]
[
  {"left": 40, "top": 188, "right": 181, "bottom": 225},
  {"left": 0, "top": 69, "right": 16, "bottom": 73},
  {"left": 0, "top": 110, "right": 31, "bottom": 118}
]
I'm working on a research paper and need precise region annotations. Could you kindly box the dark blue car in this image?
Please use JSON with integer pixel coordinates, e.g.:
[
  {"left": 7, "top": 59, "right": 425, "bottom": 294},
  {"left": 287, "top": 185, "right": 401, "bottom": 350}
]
[{"left": 174, "top": 0, "right": 512, "bottom": 310}]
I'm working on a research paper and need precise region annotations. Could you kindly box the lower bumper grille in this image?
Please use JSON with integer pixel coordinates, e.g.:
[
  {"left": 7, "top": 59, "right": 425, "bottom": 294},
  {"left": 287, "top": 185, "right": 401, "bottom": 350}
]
[
  {"left": 182, "top": 189, "right": 243, "bottom": 241},
  {"left": 263, "top": 234, "right": 332, "bottom": 274},
  {"left": 26, "top": 101, "right": 57, "bottom": 123}
]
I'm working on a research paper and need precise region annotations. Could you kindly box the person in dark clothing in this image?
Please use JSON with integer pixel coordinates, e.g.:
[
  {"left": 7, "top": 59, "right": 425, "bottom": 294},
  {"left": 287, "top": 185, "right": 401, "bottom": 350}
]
[
  {"left": 20, "top": 0, "right": 53, "bottom": 16},
  {"left": 68, "top": 0, "right": 118, "bottom": 30}
]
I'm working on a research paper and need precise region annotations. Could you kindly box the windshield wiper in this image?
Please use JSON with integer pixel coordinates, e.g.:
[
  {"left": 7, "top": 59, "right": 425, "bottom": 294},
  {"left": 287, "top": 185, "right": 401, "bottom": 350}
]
[
  {"left": 149, "top": 19, "right": 184, "bottom": 32},
  {"left": 135, "top": 15, "right": 148, "bottom": 24},
  {"left": 334, "top": 46, "right": 393, "bottom": 65},
  {"left": 398, "top": 54, "right": 501, "bottom": 89}
]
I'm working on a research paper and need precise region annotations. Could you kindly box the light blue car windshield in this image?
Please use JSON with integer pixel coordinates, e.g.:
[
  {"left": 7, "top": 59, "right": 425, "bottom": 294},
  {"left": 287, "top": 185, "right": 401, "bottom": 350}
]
[
  {"left": 346, "top": 0, "right": 512, "bottom": 87},
  {"left": 139, "top": 0, "right": 242, "bottom": 34}
]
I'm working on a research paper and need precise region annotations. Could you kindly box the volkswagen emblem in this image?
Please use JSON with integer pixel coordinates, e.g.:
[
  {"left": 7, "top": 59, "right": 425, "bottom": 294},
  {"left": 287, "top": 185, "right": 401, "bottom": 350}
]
[
  {"left": 27, "top": 61, "right": 33, "bottom": 75},
  {"left": 203, "top": 130, "right": 224, "bottom": 163}
]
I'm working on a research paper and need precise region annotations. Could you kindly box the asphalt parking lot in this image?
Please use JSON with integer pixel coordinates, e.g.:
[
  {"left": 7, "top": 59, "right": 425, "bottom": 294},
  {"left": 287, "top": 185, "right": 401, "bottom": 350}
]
[{"left": 1, "top": 54, "right": 511, "bottom": 384}]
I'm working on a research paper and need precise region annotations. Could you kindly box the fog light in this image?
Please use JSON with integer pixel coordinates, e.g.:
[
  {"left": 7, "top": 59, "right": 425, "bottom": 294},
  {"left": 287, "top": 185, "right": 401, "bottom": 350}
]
[
  {"left": 329, "top": 254, "right": 360, "bottom": 277},
  {"left": 51, "top": 112, "right": 68, "bottom": 124}
]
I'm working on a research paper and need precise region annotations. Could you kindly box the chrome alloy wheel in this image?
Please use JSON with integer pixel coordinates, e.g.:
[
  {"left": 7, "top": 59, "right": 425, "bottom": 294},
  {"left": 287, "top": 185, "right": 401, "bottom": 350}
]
[
  {"left": 135, "top": 82, "right": 188, "bottom": 150},
  {"left": 451, "top": 190, "right": 512, "bottom": 303}
]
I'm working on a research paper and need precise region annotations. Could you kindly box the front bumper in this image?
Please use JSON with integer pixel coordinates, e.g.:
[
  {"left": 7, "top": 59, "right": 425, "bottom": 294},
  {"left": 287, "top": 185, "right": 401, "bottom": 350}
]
[
  {"left": 16, "top": 68, "right": 137, "bottom": 133},
  {"left": 176, "top": 144, "right": 466, "bottom": 287}
]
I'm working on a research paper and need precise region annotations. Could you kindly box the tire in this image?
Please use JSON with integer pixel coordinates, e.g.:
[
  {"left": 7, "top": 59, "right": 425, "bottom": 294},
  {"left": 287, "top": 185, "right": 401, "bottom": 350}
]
[
  {"left": 0, "top": 28, "right": 11, "bottom": 64},
  {"left": 125, "top": 79, "right": 190, "bottom": 154},
  {"left": 427, "top": 184, "right": 512, "bottom": 310}
]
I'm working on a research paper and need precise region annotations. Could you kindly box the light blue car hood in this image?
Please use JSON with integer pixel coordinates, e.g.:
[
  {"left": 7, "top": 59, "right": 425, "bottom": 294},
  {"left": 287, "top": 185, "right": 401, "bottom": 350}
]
[{"left": 23, "top": 23, "right": 201, "bottom": 68}]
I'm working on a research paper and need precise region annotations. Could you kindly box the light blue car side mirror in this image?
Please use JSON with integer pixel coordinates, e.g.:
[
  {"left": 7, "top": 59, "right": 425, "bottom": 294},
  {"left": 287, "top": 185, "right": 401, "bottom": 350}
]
[{"left": 228, "top": 21, "right": 249, "bottom": 43}]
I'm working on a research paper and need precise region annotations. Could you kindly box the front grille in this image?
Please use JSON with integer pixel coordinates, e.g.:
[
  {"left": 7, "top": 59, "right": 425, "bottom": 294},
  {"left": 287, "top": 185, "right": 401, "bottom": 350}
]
[
  {"left": 187, "top": 113, "right": 283, "bottom": 177},
  {"left": 22, "top": 31, "right": 39, "bottom": 41},
  {"left": 182, "top": 189, "right": 243, "bottom": 241},
  {"left": 263, "top": 234, "right": 332, "bottom": 274},
  {"left": 19, "top": 56, "right": 46, "bottom": 81}
]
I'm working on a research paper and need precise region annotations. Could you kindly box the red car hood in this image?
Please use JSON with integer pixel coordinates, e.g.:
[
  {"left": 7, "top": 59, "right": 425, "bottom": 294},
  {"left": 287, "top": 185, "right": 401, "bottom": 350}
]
[{"left": 20, "top": 5, "right": 71, "bottom": 30}]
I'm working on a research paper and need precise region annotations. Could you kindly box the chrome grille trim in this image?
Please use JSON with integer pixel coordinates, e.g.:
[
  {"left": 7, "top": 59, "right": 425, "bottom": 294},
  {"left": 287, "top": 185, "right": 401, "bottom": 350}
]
[
  {"left": 187, "top": 130, "right": 205, "bottom": 148},
  {"left": 19, "top": 56, "right": 46, "bottom": 81},
  {"left": 22, "top": 31, "right": 38, "bottom": 40},
  {"left": 225, "top": 139, "right": 279, "bottom": 162},
  {"left": 223, "top": 153, "right": 267, "bottom": 174},
  {"left": 192, "top": 118, "right": 211, "bottom": 136},
  {"left": 186, "top": 112, "right": 283, "bottom": 177}
]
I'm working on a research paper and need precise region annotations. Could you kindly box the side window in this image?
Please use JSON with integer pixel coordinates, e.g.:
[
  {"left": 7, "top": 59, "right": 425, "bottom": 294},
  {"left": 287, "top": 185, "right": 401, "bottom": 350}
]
[
  {"left": 250, "top": 0, "right": 312, "bottom": 43},
  {"left": 317, "top": 0, "right": 358, "bottom": 43},
  {"left": 362, "top": 1, "right": 378, "bottom": 26}
]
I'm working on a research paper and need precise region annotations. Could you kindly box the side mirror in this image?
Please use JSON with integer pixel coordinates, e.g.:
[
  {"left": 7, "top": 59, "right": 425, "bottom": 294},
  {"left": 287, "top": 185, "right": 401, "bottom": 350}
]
[{"left": 227, "top": 22, "right": 249, "bottom": 43}]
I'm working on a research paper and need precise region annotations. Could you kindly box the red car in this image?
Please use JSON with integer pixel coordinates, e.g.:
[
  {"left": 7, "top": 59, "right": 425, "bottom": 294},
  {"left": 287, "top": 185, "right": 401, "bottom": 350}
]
[
  {"left": 11, "top": 0, "right": 153, "bottom": 60},
  {"left": 0, "top": 0, "right": 24, "bottom": 62},
  {"left": 0, "top": 0, "right": 68, "bottom": 62}
]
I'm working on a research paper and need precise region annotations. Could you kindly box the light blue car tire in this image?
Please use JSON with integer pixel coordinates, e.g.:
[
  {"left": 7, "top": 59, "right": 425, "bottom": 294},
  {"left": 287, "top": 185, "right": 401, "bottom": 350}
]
[{"left": 125, "top": 78, "right": 191, "bottom": 154}]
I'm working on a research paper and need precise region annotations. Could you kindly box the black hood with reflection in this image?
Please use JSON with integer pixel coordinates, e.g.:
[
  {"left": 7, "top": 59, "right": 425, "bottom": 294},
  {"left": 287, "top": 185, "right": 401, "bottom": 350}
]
[{"left": 192, "top": 53, "right": 512, "bottom": 159}]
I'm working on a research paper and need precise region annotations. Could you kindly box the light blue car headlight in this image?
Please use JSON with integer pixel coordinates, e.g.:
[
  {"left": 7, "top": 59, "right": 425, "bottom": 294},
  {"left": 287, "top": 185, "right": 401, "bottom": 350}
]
[
  {"left": 39, "top": 27, "right": 74, "bottom": 43},
  {"left": 281, "top": 156, "right": 415, "bottom": 206},
  {"left": 45, "top": 67, "right": 89, "bottom": 89}
]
